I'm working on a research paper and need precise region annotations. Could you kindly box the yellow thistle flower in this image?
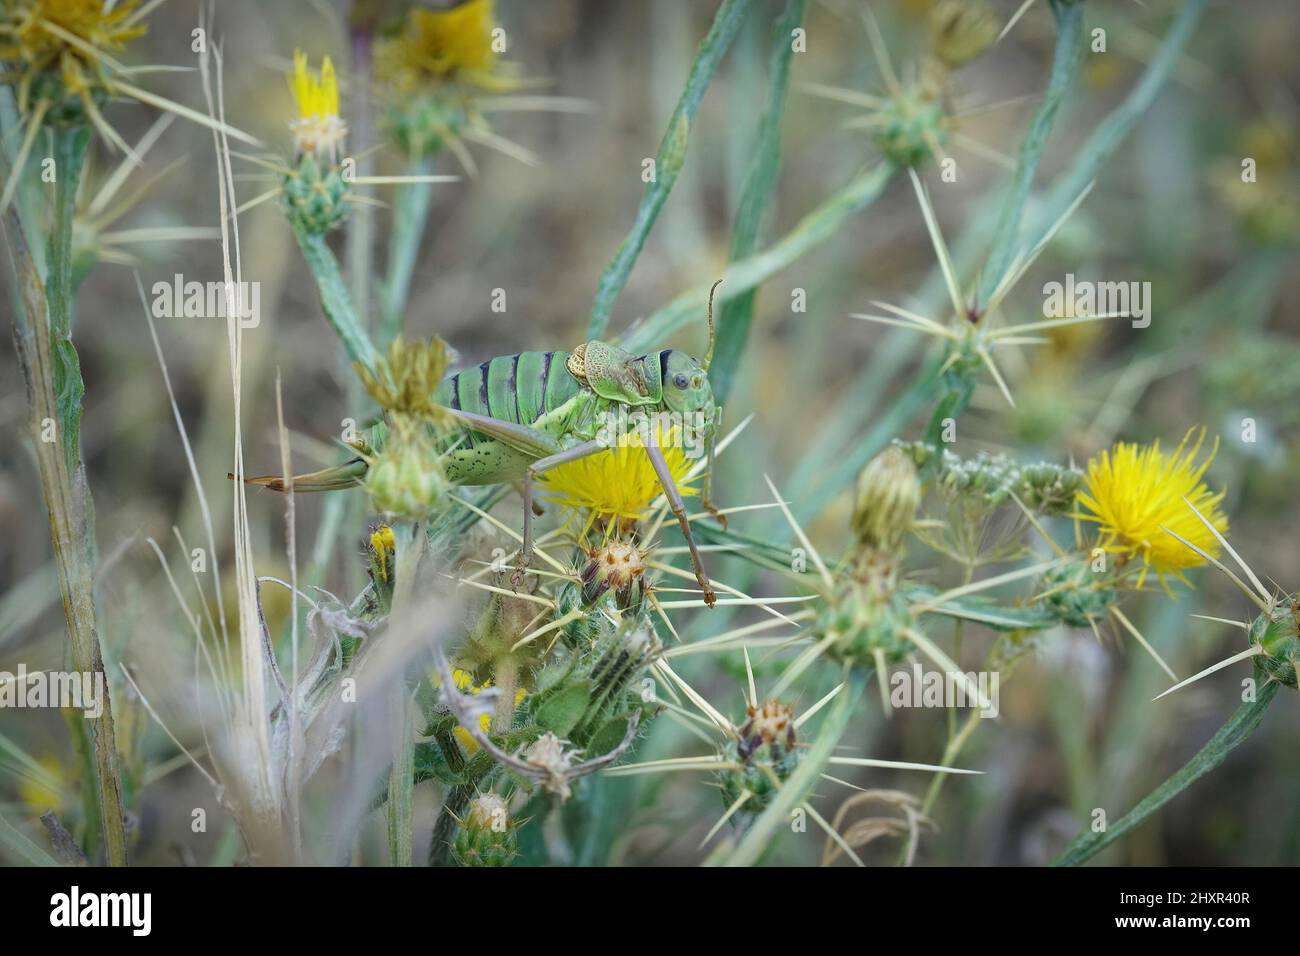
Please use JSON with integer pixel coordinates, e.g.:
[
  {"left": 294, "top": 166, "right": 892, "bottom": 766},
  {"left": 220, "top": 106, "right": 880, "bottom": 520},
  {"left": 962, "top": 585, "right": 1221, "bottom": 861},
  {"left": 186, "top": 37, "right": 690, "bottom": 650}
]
[
  {"left": 445, "top": 669, "right": 526, "bottom": 755},
  {"left": 539, "top": 426, "right": 697, "bottom": 533},
  {"left": 1076, "top": 429, "right": 1228, "bottom": 586},
  {"left": 288, "top": 49, "right": 346, "bottom": 159},
  {"left": 1, "top": 0, "right": 146, "bottom": 102},
  {"left": 375, "top": 0, "right": 515, "bottom": 92},
  {"left": 369, "top": 523, "right": 396, "bottom": 582}
]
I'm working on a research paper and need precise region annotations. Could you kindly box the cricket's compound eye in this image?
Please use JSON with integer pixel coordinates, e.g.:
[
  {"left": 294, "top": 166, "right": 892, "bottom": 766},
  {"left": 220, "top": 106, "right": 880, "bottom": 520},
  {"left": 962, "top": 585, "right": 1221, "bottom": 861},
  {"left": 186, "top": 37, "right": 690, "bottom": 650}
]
[{"left": 673, "top": 373, "right": 691, "bottom": 389}]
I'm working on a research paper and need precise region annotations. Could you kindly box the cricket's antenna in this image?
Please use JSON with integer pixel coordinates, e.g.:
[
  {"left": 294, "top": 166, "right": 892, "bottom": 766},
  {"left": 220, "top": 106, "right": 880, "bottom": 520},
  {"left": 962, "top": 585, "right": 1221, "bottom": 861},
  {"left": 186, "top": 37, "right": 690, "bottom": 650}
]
[{"left": 703, "top": 278, "right": 722, "bottom": 370}]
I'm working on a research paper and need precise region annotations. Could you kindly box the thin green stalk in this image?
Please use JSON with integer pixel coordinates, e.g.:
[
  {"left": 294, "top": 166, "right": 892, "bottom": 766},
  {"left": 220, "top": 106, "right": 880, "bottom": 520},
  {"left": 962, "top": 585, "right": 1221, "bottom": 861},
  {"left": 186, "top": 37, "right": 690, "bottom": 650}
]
[
  {"left": 588, "top": 0, "right": 755, "bottom": 340},
  {"left": 974, "top": 0, "right": 1084, "bottom": 311},
  {"left": 2, "top": 127, "right": 128, "bottom": 866},
  {"left": 386, "top": 690, "right": 415, "bottom": 867},
  {"left": 380, "top": 154, "right": 437, "bottom": 345},
  {"left": 714, "top": 665, "right": 868, "bottom": 866},
  {"left": 709, "top": 0, "right": 805, "bottom": 404},
  {"left": 347, "top": 21, "right": 376, "bottom": 330},
  {"left": 621, "top": 163, "right": 896, "bottom": 354},
  {"left": 48, "top": 126, "right": 91, "bottom": 475},
  {"left": 1054, "top": 663, "right": 1282, "bottom": 867},
  {"left": 293, "top": 222, "right": 380, "bottom": 372},
  {"left": 386, "top": 520, "right": 424, "bottom": 867}
]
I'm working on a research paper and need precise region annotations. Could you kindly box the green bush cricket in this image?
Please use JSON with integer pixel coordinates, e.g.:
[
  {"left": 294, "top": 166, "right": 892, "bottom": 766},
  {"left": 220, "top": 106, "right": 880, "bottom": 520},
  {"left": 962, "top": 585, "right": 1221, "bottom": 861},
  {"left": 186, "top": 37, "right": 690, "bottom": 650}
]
[{"left": 244, "top": 281, "right": 727, "bottom": 606}]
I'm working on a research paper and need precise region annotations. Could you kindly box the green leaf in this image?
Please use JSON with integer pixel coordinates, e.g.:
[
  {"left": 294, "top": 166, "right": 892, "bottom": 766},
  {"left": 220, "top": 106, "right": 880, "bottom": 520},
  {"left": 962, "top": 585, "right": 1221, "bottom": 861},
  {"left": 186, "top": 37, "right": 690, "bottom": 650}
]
[
  {"left": 904, "top": 585, "right": 1058, "bottom": 632},
  {"left": 1053, "top": 662, "right": 1282, "bottom": 866},
  {"left": 709, "top": 0, "right": 806, "bottom": 404},
  {"left": 535, "top": 681, "right": 594, "bottom": 737},
  {"left": 586, "top": 715, "right": 632, "bottom": 759}
]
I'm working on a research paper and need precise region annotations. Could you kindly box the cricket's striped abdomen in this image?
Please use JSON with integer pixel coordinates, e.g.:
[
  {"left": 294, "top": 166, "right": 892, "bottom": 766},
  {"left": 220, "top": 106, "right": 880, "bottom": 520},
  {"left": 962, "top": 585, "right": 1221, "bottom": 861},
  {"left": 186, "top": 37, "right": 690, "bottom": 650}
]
[
  {"left": 436, "top": 350, "right": 579, "bottom": 426},
  {"left": 434, "top": 350, "right": 583, "bottom": 485}
]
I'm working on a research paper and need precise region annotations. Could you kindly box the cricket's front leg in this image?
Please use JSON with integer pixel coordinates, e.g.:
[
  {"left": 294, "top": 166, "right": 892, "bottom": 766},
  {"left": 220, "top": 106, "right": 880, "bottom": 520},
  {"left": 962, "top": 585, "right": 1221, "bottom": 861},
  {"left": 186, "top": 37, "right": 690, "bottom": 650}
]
[
  {"left": 512, "top": 439, "right": 608, "bottom": 590},
  {"left": 645, "top": 434, "right": 717, "bottom": 608}
]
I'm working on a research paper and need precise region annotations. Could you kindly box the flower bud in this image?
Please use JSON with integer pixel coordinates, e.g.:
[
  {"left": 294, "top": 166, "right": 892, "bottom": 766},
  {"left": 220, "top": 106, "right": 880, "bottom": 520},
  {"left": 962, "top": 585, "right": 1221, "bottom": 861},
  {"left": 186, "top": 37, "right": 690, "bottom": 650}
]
[
  {"left": 929, "top": 0, "right": 999, "bottom": 69},
  {"left": 451, "top": 792, "right": 519, "bottom": 867},
  {"left": 853, "top": 446, "right": 921, "bottom": 553},
  {"left": 875, "top": 90, "right": 947, "bottom": 168},
  {"left": 282, "top": 154, "right": 349, "bottom": 235},
  {"left": 365, "top": 418, "right": 446, "bottom": 518},
  {"left": 1249, "top": 603, "right": 1300, "bottom": 689},
  {"left": 719, "top": 700, "right": 800, "bottom": 813}
]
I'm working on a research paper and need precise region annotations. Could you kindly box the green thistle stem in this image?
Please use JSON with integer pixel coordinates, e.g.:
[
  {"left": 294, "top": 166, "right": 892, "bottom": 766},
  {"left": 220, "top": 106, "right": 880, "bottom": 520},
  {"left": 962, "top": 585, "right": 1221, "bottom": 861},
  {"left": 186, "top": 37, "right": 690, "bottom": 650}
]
[
  {"left": 588, "top": 0, "right": 756, "bottom": 340},
  {"left": 380, "top": 154, "right": 438, "bottom": 345},
  {"left": 2, "top": 123, "right": 128, "bottom": 866},
  {"left": 1054, "top": 662, "right": 1282, "bottom": 867},
  {"left": 293, "top": 222, "right": 380, "bottom": 372},
  {"left": 385, "top": 520, "right": 423, "bottom": 867}
]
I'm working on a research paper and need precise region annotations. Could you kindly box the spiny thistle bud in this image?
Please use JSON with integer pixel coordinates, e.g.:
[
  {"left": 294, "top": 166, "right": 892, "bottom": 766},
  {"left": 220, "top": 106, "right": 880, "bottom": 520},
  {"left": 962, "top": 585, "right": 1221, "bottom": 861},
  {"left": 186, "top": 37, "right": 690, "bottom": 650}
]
[
  {"left": 384, "top": 90, "right": 471, "bottom": 157},
  {"left": 356, "top": 335, "right": 454, "bottom": 424},
  {"left": 282, "top": 153, "right": 349, "bottom": 235},
  {"left": 823, "top": 575, "right": 914, "bottom": 669},
  {"left": 1037, "top": 560, "right": 1115, "bottom": 629},
  {"left": 853, "top": 446, "right": 921, "bottom": 553},
  {"left": 719, "top": 700, "right": 799, "bottom": 813},
  {"left": 451, "top": 792, "right": 519, "bottom": 867},
  {"left": 1249, "top": 600, "right": 1300, "bottom": 689},
  {"left": 580, "top": 539, "right": 647, "bottom": 609},
  {"left": 364, "top": 417, "right": 447, "bottom": 518},
  {"left": 928, "top": 0, "right": 999, "bottom": 69},
  {"left": 875, "top": 89, "right": 947, "bottom": 168}
]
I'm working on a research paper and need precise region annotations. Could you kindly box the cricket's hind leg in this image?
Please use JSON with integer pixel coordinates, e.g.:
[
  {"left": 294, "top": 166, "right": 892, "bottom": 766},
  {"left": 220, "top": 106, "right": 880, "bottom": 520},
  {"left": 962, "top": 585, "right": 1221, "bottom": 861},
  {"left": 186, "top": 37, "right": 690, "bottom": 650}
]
[{"left": 232, "top": 456, "right": 369, "bottom": 492}]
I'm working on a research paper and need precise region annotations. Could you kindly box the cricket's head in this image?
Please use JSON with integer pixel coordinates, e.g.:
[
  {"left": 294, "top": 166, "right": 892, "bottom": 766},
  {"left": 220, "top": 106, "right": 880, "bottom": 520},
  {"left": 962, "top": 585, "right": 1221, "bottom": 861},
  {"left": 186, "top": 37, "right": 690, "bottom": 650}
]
[{"left": 657, "top": 348, "right": 714, "bottom": 419}]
